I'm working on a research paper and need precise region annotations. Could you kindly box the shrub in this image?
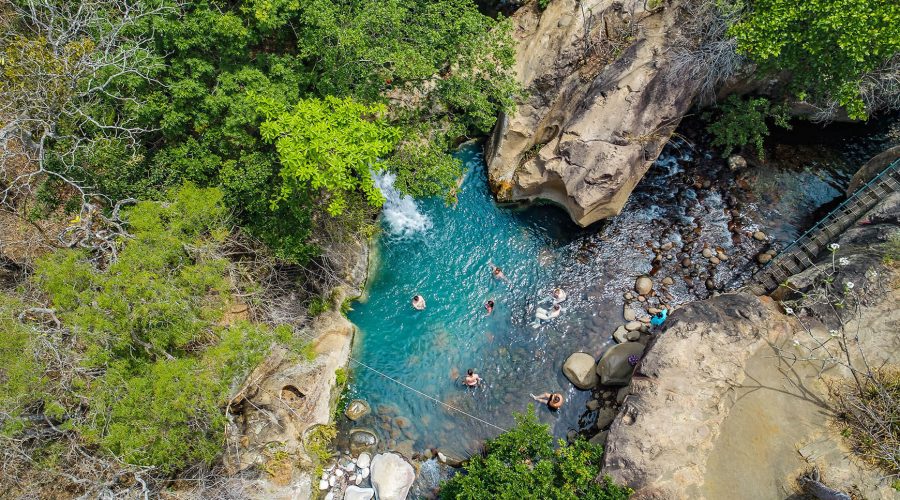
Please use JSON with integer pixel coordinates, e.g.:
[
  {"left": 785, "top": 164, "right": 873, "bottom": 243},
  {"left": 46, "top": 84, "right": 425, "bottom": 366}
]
[
  {"left": 439, "top": 405, "right": 632, "bottom": 499},
  {"left": 705, "top": 95, "right": 790, "bottom": 159}
]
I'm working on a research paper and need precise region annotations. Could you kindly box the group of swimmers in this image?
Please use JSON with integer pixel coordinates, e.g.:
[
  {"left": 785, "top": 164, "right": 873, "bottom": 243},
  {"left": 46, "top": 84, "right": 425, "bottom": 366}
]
[{"left": 407, "top": 262, "right": 571, "bottom": 411}]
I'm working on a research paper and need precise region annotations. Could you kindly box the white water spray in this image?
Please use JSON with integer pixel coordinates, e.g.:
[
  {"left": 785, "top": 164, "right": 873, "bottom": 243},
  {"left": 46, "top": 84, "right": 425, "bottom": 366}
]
[{"left": 372, "top": 170, "right": 432, "bottom": 237}]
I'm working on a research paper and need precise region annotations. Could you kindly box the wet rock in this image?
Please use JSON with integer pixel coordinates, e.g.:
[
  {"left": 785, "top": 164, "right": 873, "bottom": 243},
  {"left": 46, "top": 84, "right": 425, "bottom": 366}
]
[
  {"left": 623, "top": 306, "right": 637, "bottom": 322},
  {"left": 710, "top": 257, "right": 720, "bottom": 265},
  {"left": 716, "top": 251, "right": 728, "bottom": 261},
  {"left": 702, "top": 248, "right": 713, "bottom": 258},
  {"left": 395, "top": 440, "right": 415, "bottom": 459},
  {"left": 586, "top": 399, "right": 601, "bottom": 411},
  {"left": 596, "top": 343, "right": 645, "bottom": 386},
  {"left": 394, "top": 417, "right": 410, "bottom": 428},
  {"left": 635, "top": 276, "right": 653, "bottom": 295},
  {"left": 349, "top": 429, "right": 378, "bottom": 456},
  {"left": 681, "top": 257, "right": 692, "bottom": 267},
  {"left": 596, "top": 408, "right": 617, "bottom": 430},
  {"left": 753, "top": 230, "right": 767, "bottom": 241},
  {"left": 727, "top": 154, "right": 747, "bottom": 171},
  {"left": 563, "top": 352, "right": 599, "bottom": 389},
  {"left": 589, "top": 431, "right": 609, "bottom": 447},
  {"left": 626, "top": 330, "right": 641, "bottom": 342},
  {"left": 624, "top": 292, "right": 634, "bottom": 300},
  {"left": 345, "top": 486, "right": 374, "bottom": 500},
  {"left": 638, "top": 295, "right": 647, "bottom": 302},
  {"left": 612, "top": 325, "right": 630, "bottom": 344},
  {"left": 757, "top": 253, "right": 773, "bottom": 264},
  {"left": 660, "top": 242, "right": 673, "bottom": 251},
  {"left": 662, "top": 276, "right": 674, "bottom": 286},
  {"left": 371, "top": 453, "right": 416, "bottom": 500},
  {"left": 624, "top": 321, "right": 642, "bottom": 331},
  {"left": 319, "top": 479, "right": 330, "bottom": 491},
  {"left": 345, "top": 399, "right": 371, "bottom": 421},
  {"left": 705, "top": 279, "right": 716, "bottom": 290}
]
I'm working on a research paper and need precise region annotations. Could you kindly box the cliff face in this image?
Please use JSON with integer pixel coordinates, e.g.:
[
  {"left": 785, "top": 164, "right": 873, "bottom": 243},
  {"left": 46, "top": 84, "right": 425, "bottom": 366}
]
[
  {"left": 602, "top": 191, "right": 900, "bottom": 498},
  {"left": 485, "top": 0, "right": 698, "bottom": 226}
]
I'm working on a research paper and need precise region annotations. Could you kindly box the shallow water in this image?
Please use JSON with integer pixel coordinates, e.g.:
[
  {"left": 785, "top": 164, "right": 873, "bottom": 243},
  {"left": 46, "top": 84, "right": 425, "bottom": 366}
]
[{"left": 342, "top": 115, "right": 899, "bottom": 465}]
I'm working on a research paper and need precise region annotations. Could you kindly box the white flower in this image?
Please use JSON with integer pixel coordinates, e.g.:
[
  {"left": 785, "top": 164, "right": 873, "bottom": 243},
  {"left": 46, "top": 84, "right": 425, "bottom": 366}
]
[
  {"left": 845, "top": 281, "right": 855, "bottom": 289},
  {"left": 829, "top": 243, "right": 840, "bottom": 251},
  {"left": 784, "top": 307, "right": 794, "bottom": 315},
  {"left": 838, "top": 257, "right": 850, "bottom": 266}
]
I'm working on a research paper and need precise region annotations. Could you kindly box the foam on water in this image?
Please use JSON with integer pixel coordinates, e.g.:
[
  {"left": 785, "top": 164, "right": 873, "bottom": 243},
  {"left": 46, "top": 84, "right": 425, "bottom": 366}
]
[{"left": 372, "top": 169, "right": 433, "bottom": 237}]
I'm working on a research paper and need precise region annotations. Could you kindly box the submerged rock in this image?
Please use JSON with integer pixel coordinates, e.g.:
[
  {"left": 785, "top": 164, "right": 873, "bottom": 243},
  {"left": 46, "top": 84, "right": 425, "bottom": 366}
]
[
  {"left": 345, "top": 399, "right": 371, "bottom": 421},
  {"left": 371, "top": 453, "right": 416, "bottom": 500},
  {"left": 563, "top": 352, "right": 599, "bottom": 389}
]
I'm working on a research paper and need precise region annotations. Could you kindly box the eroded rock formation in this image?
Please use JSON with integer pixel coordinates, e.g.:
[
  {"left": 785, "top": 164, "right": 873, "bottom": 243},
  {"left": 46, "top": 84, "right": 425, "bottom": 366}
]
[{"left": 485, "top": 0, "right": 699, "bottom": 225}]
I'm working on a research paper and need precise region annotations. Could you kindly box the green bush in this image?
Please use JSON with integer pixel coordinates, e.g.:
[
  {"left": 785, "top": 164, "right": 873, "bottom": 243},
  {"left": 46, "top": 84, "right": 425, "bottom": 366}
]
[
  {"left": 439, "top": 405, "right": 632, "bottom": 499},
  {"left": 705, "top": 95, "right": 791, "bottom": 159},
  {"left": 730, "top": 0, "right": 900, "bottom": 119},
  {"left": 1, "top": 183, "right": 310, "bottom": 473}
]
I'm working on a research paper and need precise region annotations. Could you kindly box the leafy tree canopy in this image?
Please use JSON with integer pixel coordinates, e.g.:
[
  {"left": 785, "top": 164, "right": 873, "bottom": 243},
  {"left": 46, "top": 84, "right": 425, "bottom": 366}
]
[
  {"left": 439, "top": 406, "right": 632, "bottom": 499},
  {"left": 730, "top": 0, "right": 900, "bottom": 119}
]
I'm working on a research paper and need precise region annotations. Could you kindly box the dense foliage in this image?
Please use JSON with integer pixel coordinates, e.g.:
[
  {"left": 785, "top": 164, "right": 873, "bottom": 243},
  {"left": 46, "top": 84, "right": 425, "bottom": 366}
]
[
  {"left": 44, "top": 0, "right": 515, "bottom": 261},
  {"left": 705, "top": 95, "right": 791, "bottom": 158},
  {"left": 730, "top": 0, "right": 900, "bottom": 119},
  {"left": 0, "top": 184, "right": 306, "bottom": 473},
  {"left": 439, "top": 406, "right": 632, "bottom": 499}
]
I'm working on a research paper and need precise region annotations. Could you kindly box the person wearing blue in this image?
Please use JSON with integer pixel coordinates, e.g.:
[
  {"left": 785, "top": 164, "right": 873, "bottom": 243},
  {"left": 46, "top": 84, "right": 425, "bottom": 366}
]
[{"left": 650, "top": 307, "right": 668, "bottom": 328}]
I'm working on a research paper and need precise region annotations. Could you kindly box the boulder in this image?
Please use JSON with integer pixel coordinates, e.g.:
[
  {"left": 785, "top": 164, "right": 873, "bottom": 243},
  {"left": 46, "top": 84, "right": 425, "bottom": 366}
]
[
  {"left": 596, "top": 408, "right": 617, "bottom": 430},
  {"left": 370, "top": 453, "right": 416, "bottom": 500},
  {"left": 589, "top": 431, "right": 609, "bottom": 447},
  {"left": 635, "top": 276, "right": 653, "bottom": 296},
  {"left": 345, "top": 486, "right": 375, "bottom": 500},
  {"left": 596, "top": 342, "right": 645, "bottom": 386},
  {"left": 612, "top": 325, "right": 630, "bottom": 344},
  {"left": 662, "top": 276, "right": 675, "bottom": 286},
  {"left": 345, "top": 399, "right": 371, "bottom": 421},
  {"left": 483, "top": 0, "right": 702, "bottom": 226},
  {"left": 626, "top": 330, "right": 641, "bottom": 342},
  {"left": 349, "top": 429, "right": 378, "bottom": 456},
  {"left": 563, "top": 352, "right": 599, "bottom": 389},
  {"left": 624, "top": 321, "right": 642, "bottom": 331}
]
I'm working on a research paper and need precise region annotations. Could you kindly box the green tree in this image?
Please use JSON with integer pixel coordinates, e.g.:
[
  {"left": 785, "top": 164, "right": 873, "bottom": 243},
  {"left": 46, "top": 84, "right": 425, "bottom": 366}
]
[
  {"left": 439, "top": 406, "right": 632, "bottom": 499},
  {"left": 705, "top": 95, "right": 791, "bottom": 158},
  {"left": 258, "top": 95, "right": 402, "bottom": 215},
  {"left": 730, "top": 0, "right": 900, "bottom": 119}
]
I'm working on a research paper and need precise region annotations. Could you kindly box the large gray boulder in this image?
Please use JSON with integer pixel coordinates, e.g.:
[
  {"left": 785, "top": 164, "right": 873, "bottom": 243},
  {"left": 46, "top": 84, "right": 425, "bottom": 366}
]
[
  {"left": 370, "top": 452, "right": 415, "bottom": 500},
  {"left": 596, "top": 342, "right": 645, "bottom": 386},
  {"left": 484, "top": 0, "right": 700, "bottom": 226},
  {"left": 562, "top": 352, "right": 599, "bottom": 389}
]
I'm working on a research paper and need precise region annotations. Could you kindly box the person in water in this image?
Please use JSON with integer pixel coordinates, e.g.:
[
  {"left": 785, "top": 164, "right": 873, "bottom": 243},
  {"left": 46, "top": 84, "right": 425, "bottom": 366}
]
[
  {"left": 552, "top": 287, "right": 567, "bottom": 303},
  {"left": 531, "top": 392, "right": 564, "bottom": 410},
  {"left": 535, "top": 303, "right": 562, "bottom": 321},
  {"left": 484, "top": 300, "right": 495, "bottom": 315},
  {"left": 464, "top": 369, "right": 482, "bottom": 387},
  {"left": 411, "top": 295, "right": 426, "bottom": 310},
  {"left": 489, "top": 263, "right": 508, "bottom": 282}
]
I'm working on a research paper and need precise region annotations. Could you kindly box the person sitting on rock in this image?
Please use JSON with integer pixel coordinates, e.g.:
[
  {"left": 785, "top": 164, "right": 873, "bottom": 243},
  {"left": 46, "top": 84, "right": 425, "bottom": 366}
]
[
  {"left": 464, "top": 369, "right": 482, "bottom": 387},
  {"left": 531, "top": 392, "right": 564, "bottom": 411},
  {"left": 484, "top": 300, "right": 494, "bottom": 315},
  {"left": 552, "top": 287, "right": 567, "bottom": 303},
  {"left": 411, "top": 295, "right": 426, "bottom": 310},
  {"left": 650, "top": 307, "right": 668, "bottom": 328}
]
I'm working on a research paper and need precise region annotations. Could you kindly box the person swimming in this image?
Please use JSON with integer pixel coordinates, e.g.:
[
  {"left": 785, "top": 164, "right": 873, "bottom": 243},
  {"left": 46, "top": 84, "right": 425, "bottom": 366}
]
[
  {"left": 489, "top": 262, "right": 509, "bottom": 282},
  {"left": 552, "top": 288, "right": 567, "bottom": 303},
  {"left": 535, "top": 303, "right": 562, "bottom": 321},
  {"left": 463, "top": 369, "right": 482, "bottom": 387},
  {"left": 411, "top": 295, "right": 426, "bottom": 310},
  {"left": 531, "top": 392, "right": 564, "bottom": 411},
  {"left": 484, "top": 300, "right": 494, "bottom": 315}
]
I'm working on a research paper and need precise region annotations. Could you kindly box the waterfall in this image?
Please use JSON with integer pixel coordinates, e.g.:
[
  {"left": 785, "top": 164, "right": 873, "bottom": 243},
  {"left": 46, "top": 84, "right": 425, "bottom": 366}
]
[{"left": 371, "top": 170, "right": 432, "bottom": 237}]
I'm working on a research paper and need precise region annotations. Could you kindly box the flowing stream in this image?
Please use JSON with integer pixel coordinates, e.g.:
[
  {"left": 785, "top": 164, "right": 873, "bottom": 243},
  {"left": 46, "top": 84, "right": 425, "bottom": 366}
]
[{"left": 340, "top": 116, "right": 900, "bottom": 468}]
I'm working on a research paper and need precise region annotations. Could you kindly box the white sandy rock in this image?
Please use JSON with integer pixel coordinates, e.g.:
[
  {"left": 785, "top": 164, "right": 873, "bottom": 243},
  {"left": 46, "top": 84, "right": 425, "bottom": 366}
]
[
  {"left": 370, "top": 453, "right": 416, "bottom": 500},
  {"left": 344, "top": 485, "right": 375, "bottom": 500}
]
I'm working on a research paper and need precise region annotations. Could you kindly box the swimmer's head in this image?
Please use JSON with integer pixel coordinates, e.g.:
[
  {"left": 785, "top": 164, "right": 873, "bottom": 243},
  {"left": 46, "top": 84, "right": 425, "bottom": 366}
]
[{"left": 467, "top": 368, "right": 474, "bottom": 376}]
